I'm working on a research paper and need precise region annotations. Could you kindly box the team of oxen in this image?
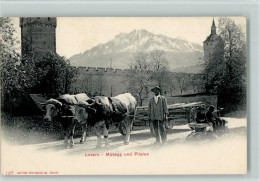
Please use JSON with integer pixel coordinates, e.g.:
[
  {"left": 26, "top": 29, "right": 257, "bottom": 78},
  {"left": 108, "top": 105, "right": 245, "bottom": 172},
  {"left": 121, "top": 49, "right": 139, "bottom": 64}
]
[{"left": 40, "top": 93, "right": 137, "bottom": 148}]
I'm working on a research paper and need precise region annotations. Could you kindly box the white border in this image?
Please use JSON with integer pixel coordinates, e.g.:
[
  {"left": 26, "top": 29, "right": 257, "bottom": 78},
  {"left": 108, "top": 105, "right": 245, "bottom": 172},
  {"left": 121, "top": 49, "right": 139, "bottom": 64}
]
[{"left": 0, "top": 0, "right": 259, "bottom": 180}]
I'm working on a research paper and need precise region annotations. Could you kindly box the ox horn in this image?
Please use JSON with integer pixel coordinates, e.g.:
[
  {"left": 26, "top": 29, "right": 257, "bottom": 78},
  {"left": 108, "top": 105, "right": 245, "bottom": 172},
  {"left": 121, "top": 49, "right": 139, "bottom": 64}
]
[
  {"left": 77, "top": 101, "right": 93, "bottom": 109},
  {"left": 95, "top": 99, "right": 103, "bottom": 106},
  {"left": 46, "top": 99, "right": 62, "bottom": 107},
  {"left": 78, "top": 101, "right": 95, "bottom": 109}
]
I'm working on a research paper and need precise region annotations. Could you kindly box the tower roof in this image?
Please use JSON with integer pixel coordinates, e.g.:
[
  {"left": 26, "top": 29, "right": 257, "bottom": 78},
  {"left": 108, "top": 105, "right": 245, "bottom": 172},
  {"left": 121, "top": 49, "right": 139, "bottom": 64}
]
[
  {"left": 203, "top": 34, "right": 222, "bottom": 43},
  {"left": 212, "top": 19, "right": 216, "bottom": 28},
  {"left": 203, "top": 18, "right": 222, "bottom": 43}
]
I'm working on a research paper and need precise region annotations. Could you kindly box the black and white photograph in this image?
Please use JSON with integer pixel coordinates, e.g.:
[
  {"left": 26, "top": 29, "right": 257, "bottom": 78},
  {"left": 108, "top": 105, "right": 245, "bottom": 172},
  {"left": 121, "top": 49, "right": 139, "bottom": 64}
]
[{"left": 0, "top": 17, "right": 247, "bottom": 175}]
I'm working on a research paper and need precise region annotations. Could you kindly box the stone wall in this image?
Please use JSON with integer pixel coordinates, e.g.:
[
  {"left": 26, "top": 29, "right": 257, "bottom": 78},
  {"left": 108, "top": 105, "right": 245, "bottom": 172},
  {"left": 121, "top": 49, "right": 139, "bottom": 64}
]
[{"left": 71, "top": 66, "right": 205, "bottom": 106}]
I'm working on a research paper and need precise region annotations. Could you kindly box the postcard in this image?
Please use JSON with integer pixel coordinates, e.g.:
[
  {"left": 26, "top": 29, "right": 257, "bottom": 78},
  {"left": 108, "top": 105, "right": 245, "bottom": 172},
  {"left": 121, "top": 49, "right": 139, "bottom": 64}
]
[{"left": 0, "top": 17, "right": 247, "bottom": 175}]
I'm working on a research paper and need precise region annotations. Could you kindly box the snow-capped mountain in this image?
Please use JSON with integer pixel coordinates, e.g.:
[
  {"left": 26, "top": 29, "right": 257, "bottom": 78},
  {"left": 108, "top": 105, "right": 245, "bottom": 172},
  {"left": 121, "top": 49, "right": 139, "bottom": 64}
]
[{"left": 69, "top": 29, "right": 203, "bottom": 70}]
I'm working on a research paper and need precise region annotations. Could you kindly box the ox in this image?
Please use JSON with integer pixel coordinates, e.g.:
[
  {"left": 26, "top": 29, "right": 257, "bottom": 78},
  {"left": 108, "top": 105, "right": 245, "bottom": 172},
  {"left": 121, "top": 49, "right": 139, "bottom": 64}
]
[
  {"left": 74, "top": 93, "right": 137, "bottom": 148},
  {"left": 40, "top": 93, "right": 89, "bottom": 147}
]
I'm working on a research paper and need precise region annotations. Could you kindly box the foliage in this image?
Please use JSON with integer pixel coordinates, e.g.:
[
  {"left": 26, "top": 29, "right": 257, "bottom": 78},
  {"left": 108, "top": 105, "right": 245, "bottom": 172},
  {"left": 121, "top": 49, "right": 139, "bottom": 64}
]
[
  {"left": 1, "top": 18, "right": 75, "bottom": 114},
  {"left": 203, "top": 17, "right": 246, "bottom": 111},
  {"left": 0, "top": 18, "right": 37, "bottom": 114},
  {"left": 33, "top": 52, "right": 76, "bottom": 97},
  {"left": 218, "top": 17, "right": 246, "bottom": 93}
]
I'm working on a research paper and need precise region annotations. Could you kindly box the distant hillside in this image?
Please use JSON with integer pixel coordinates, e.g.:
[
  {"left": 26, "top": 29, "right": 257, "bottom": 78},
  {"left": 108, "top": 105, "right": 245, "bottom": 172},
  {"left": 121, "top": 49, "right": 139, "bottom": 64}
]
[{"left": 69, "top": 29, "right": 204, "bottom": 70}]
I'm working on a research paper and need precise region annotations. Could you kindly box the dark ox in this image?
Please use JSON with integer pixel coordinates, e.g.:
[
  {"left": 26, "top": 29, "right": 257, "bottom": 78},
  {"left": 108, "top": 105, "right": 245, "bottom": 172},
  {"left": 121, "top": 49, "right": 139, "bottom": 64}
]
[
  {"left": 74, "top": 93, "right": 137, "bottom": 148},
  {"left": 41, "top": 93, "right": 89, "bottom": 147}
]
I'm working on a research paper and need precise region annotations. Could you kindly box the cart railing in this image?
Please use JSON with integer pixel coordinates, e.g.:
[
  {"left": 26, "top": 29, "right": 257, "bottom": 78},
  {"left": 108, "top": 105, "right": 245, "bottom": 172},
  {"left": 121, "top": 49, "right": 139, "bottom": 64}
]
[{"left": 134, "top": 102, "right": 206, "bottom": 125}]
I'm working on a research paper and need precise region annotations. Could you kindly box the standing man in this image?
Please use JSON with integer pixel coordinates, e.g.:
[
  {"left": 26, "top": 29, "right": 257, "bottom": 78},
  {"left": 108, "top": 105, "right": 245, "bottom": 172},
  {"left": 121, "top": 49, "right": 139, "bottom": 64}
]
[{"left": 148, "top": 86, "right": 168, "bottom": 144}]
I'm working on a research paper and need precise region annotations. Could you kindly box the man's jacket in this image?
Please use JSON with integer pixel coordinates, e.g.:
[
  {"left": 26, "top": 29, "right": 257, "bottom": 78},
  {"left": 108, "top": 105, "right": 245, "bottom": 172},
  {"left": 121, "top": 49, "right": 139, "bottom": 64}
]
[{"left": 148, "top": 95, "right": 168, "bottom": 121}]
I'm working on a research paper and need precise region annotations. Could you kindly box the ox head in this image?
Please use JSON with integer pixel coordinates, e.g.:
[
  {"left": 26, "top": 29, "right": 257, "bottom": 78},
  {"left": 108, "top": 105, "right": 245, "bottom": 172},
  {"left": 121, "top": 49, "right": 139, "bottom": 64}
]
[
  {"left": 40, "top": 99, "right": 62, "bottom": 122},
  {"left": 74, "top": 100, "right": 96, "bottom": 124}
]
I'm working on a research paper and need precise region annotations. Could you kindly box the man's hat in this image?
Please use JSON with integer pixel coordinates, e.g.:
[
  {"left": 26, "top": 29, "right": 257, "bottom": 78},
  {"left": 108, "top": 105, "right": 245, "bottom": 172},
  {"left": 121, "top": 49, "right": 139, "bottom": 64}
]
[{"left": 151, "top": 86, "right": 161, "bottom": 92}]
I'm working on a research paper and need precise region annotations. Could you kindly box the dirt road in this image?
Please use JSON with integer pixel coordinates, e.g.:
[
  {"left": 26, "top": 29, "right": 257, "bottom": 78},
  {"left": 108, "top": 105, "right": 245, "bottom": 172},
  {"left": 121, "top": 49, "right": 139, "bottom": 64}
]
[{"left": 1, "top": 117, "right": 247, "bottom": 175}]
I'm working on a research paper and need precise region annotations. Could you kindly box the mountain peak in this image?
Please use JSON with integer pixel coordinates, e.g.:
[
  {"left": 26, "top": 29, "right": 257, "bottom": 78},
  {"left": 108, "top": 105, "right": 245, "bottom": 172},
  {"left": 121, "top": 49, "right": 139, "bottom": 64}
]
[
  {"left": 132, "top": 29, "right": 150, "bottom": 34},
  {"left": 69, "top": 29, "right": 203, "bottom": 70}
]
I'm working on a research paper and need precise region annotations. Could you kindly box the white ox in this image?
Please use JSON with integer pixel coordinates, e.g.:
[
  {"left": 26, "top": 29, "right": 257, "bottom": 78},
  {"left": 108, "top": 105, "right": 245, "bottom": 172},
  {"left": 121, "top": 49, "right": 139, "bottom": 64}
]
[{"left": 74, "top": 93, "right": 137, "bottom": 148}]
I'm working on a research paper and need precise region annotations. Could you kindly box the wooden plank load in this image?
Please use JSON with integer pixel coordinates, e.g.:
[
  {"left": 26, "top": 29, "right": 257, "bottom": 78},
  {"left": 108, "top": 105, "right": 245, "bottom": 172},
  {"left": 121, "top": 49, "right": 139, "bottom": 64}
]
[{"left": 134, "top": 102, "right": 206, "bottom": 127}]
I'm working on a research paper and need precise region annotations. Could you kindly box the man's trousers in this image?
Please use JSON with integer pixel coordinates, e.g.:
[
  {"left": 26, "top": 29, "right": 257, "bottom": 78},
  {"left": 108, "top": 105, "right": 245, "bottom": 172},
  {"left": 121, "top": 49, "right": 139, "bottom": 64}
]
[{"left": 153, "top": 120, "right": 167, "bottom": 143}]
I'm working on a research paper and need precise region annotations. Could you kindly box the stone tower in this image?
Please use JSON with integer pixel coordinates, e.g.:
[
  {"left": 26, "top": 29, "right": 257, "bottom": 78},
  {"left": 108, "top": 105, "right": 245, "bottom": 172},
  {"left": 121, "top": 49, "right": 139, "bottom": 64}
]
[
  {"left": 20, "top": 17, "right": 57, "bottom": 61},
  {"left": 203, "top": 19, "right": 224, "bottom": 64}
]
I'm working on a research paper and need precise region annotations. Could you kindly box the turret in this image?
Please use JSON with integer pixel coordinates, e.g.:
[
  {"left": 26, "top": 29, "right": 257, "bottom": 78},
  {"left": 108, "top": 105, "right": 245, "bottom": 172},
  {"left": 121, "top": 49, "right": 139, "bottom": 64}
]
[
  {"left": 203, "top": 18, "right": 224, "bottom": 64},
  {"left": 20, "top": 17, "right": 57, "bottom": 61}
]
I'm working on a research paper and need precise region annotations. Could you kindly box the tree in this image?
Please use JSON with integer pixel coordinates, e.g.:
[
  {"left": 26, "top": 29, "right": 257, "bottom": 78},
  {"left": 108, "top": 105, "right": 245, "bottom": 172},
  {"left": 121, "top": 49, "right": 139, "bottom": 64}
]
[
  {"left": 218, "top": 17, "right": 246, "bottom": 91},
  {"left": 149, "top": 50, "right": 170, "bottom": 93},
  {"left": 203, "top": 17, "right": 246, "bottom": 112},
  {"left": 1, "top": 18, "right": 76, "bottom": 115},
  {"left": 218, "top": 17, "right": 246, "bottom": 111},
  {"left": 128, "top": 52, "right": 150, "bottom": 106},
  {"left": 0, "top": 18, "right": 38, "bottom": 114},
  {"left": 127, "top": 50, "right": 171, "bottom": 105},
  {"left": 34, "top": 52, "right": 76, "bottom": 97}
]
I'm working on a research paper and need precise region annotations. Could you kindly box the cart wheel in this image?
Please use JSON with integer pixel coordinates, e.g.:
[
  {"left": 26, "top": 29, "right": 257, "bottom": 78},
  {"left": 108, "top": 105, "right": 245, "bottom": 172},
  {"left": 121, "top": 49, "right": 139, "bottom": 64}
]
[
  {"left": 166, "top": 119, "right": 174, "bottom": 130},
  {"left": 149, "top": 120, "right": 155, "bottom": 136},
  {"left": 119, "top": 122, "right": 127, "bottom": 136}
]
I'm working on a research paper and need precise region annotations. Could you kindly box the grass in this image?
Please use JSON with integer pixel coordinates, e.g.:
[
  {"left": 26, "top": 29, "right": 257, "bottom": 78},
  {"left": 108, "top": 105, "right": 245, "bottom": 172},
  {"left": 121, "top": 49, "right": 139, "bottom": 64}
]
[
  {"left": 1, "top": 112, "right": 65, "bottom": 145},
  {"left": 0, "top": 112, "right": 148, "bottom": 145},
  {"left": 1, "top": 109, "right": 245, "bottom": 146}
]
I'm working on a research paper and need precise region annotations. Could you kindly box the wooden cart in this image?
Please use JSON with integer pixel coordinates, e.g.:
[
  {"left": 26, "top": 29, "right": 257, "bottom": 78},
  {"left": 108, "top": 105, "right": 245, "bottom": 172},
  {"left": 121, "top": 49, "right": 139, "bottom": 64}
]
[{"left": 134, "top": 102, "right": 206, "bottom": 135}]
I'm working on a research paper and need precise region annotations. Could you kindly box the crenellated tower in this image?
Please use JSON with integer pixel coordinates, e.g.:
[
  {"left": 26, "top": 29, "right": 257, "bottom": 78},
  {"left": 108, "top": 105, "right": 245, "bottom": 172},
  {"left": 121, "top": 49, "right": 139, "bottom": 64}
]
[{"left": 20, "top": 17, "right": 57, "bottom": 61}]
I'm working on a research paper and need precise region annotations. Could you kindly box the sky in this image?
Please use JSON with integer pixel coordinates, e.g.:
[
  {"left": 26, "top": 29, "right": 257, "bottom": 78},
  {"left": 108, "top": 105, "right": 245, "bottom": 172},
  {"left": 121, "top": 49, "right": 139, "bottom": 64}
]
[{"left": 12, "top": 17, "right": 246, "bottom": 59}]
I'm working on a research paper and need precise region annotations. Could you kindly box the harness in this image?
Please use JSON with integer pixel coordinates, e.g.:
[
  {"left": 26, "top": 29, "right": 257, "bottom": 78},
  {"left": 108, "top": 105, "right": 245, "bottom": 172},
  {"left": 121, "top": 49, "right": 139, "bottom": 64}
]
[
  {"left": 108, "top": 97, "right": 127, "bottom": 121},
  {"left": 108, "top": 97, "right": 117, "bottom": 114}
]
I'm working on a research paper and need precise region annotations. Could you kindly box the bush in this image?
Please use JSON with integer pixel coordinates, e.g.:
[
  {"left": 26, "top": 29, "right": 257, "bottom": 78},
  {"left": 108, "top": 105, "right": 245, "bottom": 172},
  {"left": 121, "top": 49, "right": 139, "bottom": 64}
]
[
  {"left": 1, "top": 18, "right": 76, "bottom": 115},
  {"left": 32, "top": 52, "right": 76, "bottom": 98}
]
